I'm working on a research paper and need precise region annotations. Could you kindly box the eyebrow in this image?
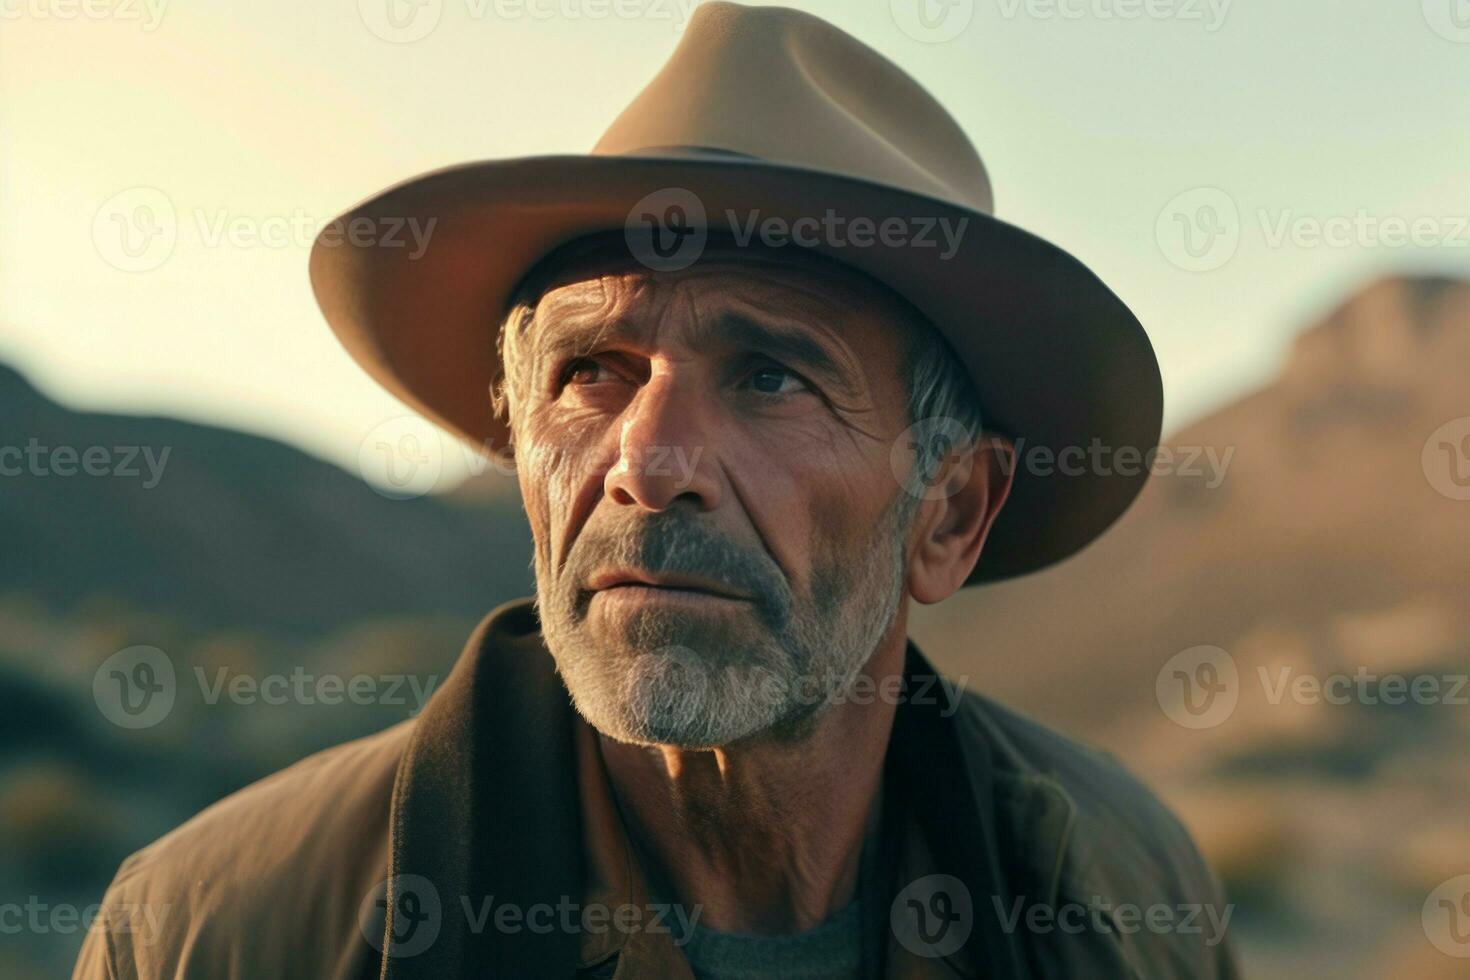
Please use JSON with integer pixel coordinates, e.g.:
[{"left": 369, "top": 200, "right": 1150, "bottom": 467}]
[
  {"left": 532, "top": 309, "right": 859, "bottom": 395},
  {"left": 712, "top": 312, "right": 853, "bottom": 391}
]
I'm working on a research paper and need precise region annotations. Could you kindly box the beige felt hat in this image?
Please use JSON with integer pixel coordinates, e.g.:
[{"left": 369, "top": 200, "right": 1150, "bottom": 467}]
[{"left": 309, "top": 1, "right": 1162, "bottom": 585}]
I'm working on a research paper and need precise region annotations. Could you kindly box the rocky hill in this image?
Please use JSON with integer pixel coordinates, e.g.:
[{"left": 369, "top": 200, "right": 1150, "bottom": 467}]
[
  {"left": 0, "top": 364, "right": 534, "bottom": 638},
  {"left": 913, "top": 276, "right": 1470, "bottom": 978}
]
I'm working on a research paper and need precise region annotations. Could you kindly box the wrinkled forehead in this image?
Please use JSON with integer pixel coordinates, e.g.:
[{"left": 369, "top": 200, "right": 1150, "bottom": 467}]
[{"left": 518, "top": 232, "right": 919, "bottom": 346}]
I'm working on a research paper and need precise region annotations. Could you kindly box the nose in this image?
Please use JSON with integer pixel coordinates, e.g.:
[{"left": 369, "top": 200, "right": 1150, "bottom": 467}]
[{"left": 604, "top": 372, "right": 723, "bottom": 512}]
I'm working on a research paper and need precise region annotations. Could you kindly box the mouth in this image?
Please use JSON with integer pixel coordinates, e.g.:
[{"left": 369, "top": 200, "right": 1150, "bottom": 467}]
[{"left": 587, "top": 569, "right": 753, "bottom": 603}]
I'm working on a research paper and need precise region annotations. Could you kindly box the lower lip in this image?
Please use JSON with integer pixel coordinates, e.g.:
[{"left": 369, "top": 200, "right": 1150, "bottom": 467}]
[{"left": 594, "top": 584, "right": 751, "bottom": 607}]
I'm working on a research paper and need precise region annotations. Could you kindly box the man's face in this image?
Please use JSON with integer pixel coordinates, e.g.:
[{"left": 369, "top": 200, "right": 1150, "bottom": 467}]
[{"left": 508, "top": 248, "right": 926, "bottom": 749}]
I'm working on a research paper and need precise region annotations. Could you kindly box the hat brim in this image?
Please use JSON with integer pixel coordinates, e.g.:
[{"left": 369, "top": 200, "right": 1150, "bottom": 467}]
[{"left": 309, "top": 153, "right": 1162, "bottom": 585}]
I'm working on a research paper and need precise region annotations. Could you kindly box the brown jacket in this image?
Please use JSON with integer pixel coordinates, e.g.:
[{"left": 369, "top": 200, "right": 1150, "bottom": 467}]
[{"left": 75, "top": 597, "right": 1239, "bottom": 979}]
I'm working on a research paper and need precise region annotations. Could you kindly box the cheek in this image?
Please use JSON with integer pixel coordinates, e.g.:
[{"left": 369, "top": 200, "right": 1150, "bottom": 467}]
[
  {"left": 518, "top": 413, "right": 615, "bottom": 557},
  {"left": 726, "top": 433, "right": 892, "bottom": 581}
]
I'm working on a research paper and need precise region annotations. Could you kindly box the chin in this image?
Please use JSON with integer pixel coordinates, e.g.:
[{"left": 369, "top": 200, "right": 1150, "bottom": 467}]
[{"left": 562, "top": 654, "right": 794, "bottom": 749}]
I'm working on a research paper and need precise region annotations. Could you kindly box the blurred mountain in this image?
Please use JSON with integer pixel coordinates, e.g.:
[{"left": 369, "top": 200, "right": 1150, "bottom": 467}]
[
  {"left": 0, "top": 367, "right": 537, "bottom": 976},
  {"left": 914, "top": 275, "right": 1470, "bottom": 978},
  {"left": 0, "top": 364, "right": 534, "bottom": 639},
  {"left": 922, "top": 275, "right": 1470, "bottom": 743},
  {"left": 3, "top": 275, "right": 1468, "bottom": 978}
]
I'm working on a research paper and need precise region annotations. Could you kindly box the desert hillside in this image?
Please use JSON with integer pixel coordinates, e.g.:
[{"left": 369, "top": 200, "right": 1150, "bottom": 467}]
[{"left": 914, "top": 276, "right": 1470, "bottom": 978}]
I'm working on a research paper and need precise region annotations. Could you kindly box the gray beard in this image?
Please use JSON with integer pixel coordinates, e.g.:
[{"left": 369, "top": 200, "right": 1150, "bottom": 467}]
[{"left": 536, "top": 490, "right": 917, "bottom": 749}]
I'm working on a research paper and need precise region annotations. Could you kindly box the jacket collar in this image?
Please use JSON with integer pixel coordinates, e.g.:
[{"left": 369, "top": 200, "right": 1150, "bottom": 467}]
[{"left": 376, "top": 598, "right": 1077, "bottom": 979}]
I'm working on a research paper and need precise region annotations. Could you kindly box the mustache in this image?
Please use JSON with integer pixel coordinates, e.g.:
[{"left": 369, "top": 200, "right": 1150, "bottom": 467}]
[{"left": 564, "top": 511, "right": 791, "bottom": 623}]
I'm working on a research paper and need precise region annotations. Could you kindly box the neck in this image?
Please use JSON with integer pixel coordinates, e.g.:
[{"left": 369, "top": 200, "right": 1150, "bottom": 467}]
[{"left": 597, "top": 607, "right": 910, "bottom": 935}]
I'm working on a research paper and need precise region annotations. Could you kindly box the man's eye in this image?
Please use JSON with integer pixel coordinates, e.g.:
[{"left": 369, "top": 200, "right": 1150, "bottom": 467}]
[
  {"left": 747, "top": 365, "right": 809, "bottom": 395},
  {"left": 560, "top": 357, "right": 607, "bottom": 387}
]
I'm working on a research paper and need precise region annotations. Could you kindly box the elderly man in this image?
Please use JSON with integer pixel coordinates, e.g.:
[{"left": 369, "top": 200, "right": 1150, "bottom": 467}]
[{"left": 76, "top": 4, "right": 1236, "bottom": 979}]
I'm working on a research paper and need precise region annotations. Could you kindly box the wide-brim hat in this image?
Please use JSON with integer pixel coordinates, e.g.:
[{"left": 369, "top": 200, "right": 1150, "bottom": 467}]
[{"left": 309, "top": 1, "right": 1162, "bottom": 585}]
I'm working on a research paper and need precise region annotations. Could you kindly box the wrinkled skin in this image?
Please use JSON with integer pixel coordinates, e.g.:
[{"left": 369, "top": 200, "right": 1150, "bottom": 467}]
[
  {"left": 512, "top": 249, "right": 926, "bottom": 748},
  {"left": 502, "top": 243, "right": 1014, "bottom": 932}
]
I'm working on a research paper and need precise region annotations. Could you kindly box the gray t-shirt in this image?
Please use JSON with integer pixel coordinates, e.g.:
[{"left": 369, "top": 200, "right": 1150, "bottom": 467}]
[
  {"left": 681, "top": 897, "right": 862, "bottom": 980},
  {"left": 675, "top": 799, "right": 881, "bottom": 980}
]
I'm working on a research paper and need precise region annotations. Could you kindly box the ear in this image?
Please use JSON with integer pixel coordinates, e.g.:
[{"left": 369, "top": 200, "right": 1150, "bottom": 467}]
[{"left": 907, "top": 433, "right": 1016, "bottom": 604}]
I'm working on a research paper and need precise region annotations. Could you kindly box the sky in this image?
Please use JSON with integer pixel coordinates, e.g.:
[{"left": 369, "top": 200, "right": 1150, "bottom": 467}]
[{"left": 3, "top": 0, "right": 1468, "bottom": 489}]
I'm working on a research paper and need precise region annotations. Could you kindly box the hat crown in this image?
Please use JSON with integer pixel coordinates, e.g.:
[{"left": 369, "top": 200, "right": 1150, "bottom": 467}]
[{"left": 591, "top": 2, "right": 994, "bottom": 214}]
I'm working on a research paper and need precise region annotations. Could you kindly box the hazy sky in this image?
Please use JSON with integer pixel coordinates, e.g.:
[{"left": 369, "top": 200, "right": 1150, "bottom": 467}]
[{"left": 3, "top": 0, "right": 1468, "bottom": 488}]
